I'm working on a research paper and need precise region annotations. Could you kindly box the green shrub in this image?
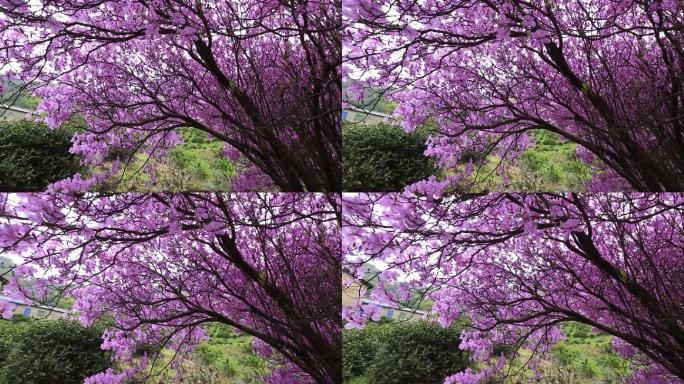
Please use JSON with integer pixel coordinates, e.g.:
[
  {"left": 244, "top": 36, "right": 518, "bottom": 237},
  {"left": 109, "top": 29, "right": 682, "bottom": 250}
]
[
  {"left": 195, "top": 343, "right": 222, "bottom": 366},
  {"left": 519, "top": 151, "right": 544, "bottom": 173},
  {"left": 242, "top": 353, "right": 268, "bottom": 370},
  {"left": 348, "top": 376, "right": 371, "bottom": 384},
  {"left": 193, "top": 162, "right": 209, "bottom": 179},
  {"left": 0, "top": 119, "right": 81, "bottom": 191},
  {"left": 170, "top": 148, "right": 193, "bottom": 169},
  {"left": 211, "top": 157, "right": 237, "bottom": 186},
  {"left": 0, "top": 320, "right": 16, "bottom": 363},
  {"left": 207, "top": 323, "right": 235, "bottom": 340},
  {"left": 223, "top": 357, "right": 240, "bottom": 376},
  {"left": 368, "top": 322, "right": 470, "bottom": 384},
  {"left": 553, "top": 344, "right": 582, "bottom": 367},
  {"left": 343, "top": 321, "right": 470, "bottom": 384},
  {"left": 343, "top": 123, "right": 434, "bottom": 191},
  {"left": 343, "top": 324, "right": 384, "bottom": 381},
  {"left": 0, "top": 319, "right": 111, "bottom": 384},
  {"left": 579, "top": 359, "right": 600, "bottom": 378}
]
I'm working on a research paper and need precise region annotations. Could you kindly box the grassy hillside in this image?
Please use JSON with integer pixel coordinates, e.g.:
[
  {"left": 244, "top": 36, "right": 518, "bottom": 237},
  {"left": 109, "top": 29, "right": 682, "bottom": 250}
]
[
  {"left": 504, "top": 322, "right": 630, "bottom": 384},
  {"left": 462, "top": 130, "right": 591, "bottom": 192},
  {"left": 106, "top": 128, "right": 237, "bottom": 192},
  {"left": 187, "top": 324, "right": 269, "bottom": 384},
  {"left": 0, "top": 87, "right": 237, "bottom": 192},
  {"left": 548, "top": 322, "right": 630, "bottom": 383},
  {"left": 130, "top": 324, "right": 269, "bottom": 384}
]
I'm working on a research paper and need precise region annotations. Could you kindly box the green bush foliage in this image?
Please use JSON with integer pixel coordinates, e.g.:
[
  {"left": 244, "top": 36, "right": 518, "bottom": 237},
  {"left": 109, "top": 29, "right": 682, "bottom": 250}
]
[
  {"left": 343, "top": 321, "right": 470, "bottom": 384},
  {"left": 343, "top": 123, "right": 434, "bottom": 191},
  {"left": 0, "top": 319, "right": 111, "bottom": 384},
  {"left": 0, "top": 119, "right": 81, "bottom": 191},
  {"left": 342, "top": 324, "right": 383, "bottom": 381}
]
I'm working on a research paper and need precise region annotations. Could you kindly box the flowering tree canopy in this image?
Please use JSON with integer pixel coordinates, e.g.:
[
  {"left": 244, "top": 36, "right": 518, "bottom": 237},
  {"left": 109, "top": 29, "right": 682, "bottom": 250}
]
[
  {"left": 0, "top": 0, "right": 341, "bottom": 192},
  {"left": 343, "top": 0, "right": 684, "bottom": 191},
  {"left": 343, "top": 191, "right": 684, "bottom": 383},
  {"left": 0, "top": 192, "right": 341, "bottom": 384}
]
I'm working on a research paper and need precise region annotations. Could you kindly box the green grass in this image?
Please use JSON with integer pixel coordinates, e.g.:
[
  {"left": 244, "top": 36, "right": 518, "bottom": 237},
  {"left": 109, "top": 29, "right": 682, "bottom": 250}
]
[
  {"left": 191, "top": 324, "right": 269, "bottom": 383},
  {"left": 130, "top": 324, "right": 269, "bottom": 384},
  {"left": 459, "top": 131, "right": 591, "bottom": 192},
  {"left": 551, "top": 323, "right": 631, "bottom": 383},
  {"left": 166, "top": 128, "right": 237, "bottom": 190},
  {"left": 105, "top": 128, "right": 237, "bottom": 192},
  {"left": 501, "top": 322, "right": 631, "bottom": 384}
]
